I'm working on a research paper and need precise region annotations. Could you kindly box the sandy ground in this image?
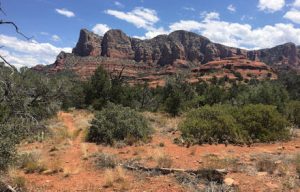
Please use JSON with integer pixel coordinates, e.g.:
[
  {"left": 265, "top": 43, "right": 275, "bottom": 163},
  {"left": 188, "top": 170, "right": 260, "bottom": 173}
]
[{"left": 15, "top": 110, "right": 300, "bottom": 192}]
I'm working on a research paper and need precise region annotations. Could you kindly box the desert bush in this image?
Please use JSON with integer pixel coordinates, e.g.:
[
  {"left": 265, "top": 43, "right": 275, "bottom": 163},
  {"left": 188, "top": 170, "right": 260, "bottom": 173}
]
[
  {"left": 235, "top": 104, "right": 290, "bottom": 142},
  {"left": 0, "top": 66, "right": 73, "bottom": 171},
  {"left": 180, "top": 105, "right": 247, "bottom": 144},
  {"left": 180, "top": 104, "right": 290, "bottom": 144},
  {"left": 87, "top": 103, "right": 152, "bottom": 145},
  {"left": 0, "top": 127, "right": 17, "bottom": 171},
  {"left": 285, "top": 101, "right": 300, "bottom": 127}
]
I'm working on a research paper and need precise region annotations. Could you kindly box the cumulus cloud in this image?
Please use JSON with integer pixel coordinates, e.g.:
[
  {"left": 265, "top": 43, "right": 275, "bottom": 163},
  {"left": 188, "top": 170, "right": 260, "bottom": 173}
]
[
  {"left": 169, "top": 17, "right": 300, "bottom": 49},
  {"left": 227, "top": 4, "right": 236, "bottom": 12},
  {"left": 105, "top": 7, "right": 159, "bottom": 30},
  {"left": 258, "top": 0, "right": 285, "bottom": 12},
  {"left": 201, "top": 11, "right": 220, "bottom": 22},
  {"left": 293, "top": 0, "right": 300, "bottom": 7},
  {"left": 55, "top": 8, "right": 75, "bottom": 18},
  {"left": 0, "top": 34, "right": 71, "bottom": 68},
  {"left": 114, "top": 1, "right": 124, "bottom": 8},
  {"left": 51, "top": 34, "right": 61, "bottom": 42},
  {"left": 284, "top": 9, "right": 300, "bottom": 24},
  {"left": 92, "top": 24, "right": 110, "bottom": 36}
]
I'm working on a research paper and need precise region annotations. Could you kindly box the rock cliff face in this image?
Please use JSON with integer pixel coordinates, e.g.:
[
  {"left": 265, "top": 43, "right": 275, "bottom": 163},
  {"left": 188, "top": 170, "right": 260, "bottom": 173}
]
[
  {"left": 33, "top": 29, "right": 300, "bottom": 86},
  {"left": 72, "top": 29, "right": 102, "bottom": 57}
]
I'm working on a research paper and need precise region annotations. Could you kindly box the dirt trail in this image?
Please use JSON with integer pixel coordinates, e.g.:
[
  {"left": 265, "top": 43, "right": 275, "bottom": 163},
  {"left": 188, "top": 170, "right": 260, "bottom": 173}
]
[{"left": 57, "top": 112, "right": 83, "bottom": 173}]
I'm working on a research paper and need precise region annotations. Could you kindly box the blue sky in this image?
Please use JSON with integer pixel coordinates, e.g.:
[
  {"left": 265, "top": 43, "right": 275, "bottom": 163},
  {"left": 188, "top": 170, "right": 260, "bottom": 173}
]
[{"left": 1, "top": 0, "right": 300, "bottom": 67}]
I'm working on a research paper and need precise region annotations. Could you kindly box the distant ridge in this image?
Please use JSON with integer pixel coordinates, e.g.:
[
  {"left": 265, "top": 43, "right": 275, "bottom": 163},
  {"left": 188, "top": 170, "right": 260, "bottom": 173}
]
[{"left": 32, "top": 29, "right": 299, "bottom": 87}]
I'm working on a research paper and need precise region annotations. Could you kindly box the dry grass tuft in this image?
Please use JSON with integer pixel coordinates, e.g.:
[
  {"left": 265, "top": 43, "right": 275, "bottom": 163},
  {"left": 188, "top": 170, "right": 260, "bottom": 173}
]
[
  {"left": 103, "top": 166, "right": 128, "bottom": 189},
  {"left": 17, "top": 150, "right": 47, "bottom": 174},
  {"left": 154, "top": 150, "right": 173, "bottom": 168},
  {"left": 94, "top": 153, "right": 118, "bottom": 169},
  {"left": 201, "top": 154, "right": 239, "bottom": 170}
]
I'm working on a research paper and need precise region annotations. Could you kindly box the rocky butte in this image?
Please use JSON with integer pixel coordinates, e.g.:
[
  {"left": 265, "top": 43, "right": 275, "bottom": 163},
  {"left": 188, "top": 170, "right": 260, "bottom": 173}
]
[{"left": 33, "top": 29, "right": 300, "bottom": 87}]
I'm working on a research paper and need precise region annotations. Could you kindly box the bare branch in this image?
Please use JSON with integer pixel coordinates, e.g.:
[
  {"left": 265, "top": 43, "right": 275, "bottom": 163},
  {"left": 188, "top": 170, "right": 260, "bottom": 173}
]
[
  {"left": 0, "top": 55, "right": 17, "bottom": 75},
  {"left": 0, "top": 20, "right": 32, "bottom": 40},
  {"left": 0, "top": 1, "right": 7, "bottom": 16}
]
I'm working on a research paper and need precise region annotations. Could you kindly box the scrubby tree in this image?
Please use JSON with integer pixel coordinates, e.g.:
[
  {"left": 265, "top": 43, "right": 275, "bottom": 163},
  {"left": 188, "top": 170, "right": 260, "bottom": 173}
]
[
  {"left": 84, "top": 66, "right": 111, "bottom": 110},
  {"left": 87, "top": 103, "right": 153, "bottom": 145},
  {"left": 235, "top": 104, "right": 290, "bottom": 142},
  {"left": 179, "top": 104, "right": 290, "bottom": 145},
  {"left": 180, "top": 105, "right": 246, "bottom": 144}
]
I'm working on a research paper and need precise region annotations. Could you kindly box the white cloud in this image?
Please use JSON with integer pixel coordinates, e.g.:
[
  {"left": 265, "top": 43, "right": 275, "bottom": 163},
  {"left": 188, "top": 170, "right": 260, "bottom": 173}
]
[
  {"left": 55, "top": 8, "right": 75, "bottom": 18},
  {"left": 284, "top": 9, "right": 300, "bottom": 23},
  {"left": 169, "top": 20, "right": 202, "bottom": 32},
  {"left": 114, "top": 1, "right": 124, "bottom": 8},
  {"left": 183, "top": 7, "right": 195, "bottom": 11},
  {"left": 293, "top": 0, "right": 300, "bottom": 7},
  {"left": 241, "top": 15, "right": 254, "bottom": 21},
  {"left": 51, "top": 35, "right": 61, "bottom": 42},
  {"left": 201, "top": 11, "right": 220, "bottom": 22},
  {"left": 0, "top": 34, "right": 71, "bottom": 68},
  {"left": 92, "top": 24, "right": 111, "bottom": 36},
  {"left": 258, "top": 0, "right": 285, "bottom": 12},
  {"left": 169, "top": 17, "right": 300, "bottom": 49},
  {"left": 40, "top": 32, "right": 49, "bottom": 36},
  {"left": 105, "top": 7, "right": 159, "bottom": 30},
  {"left": 227, "top": 4, "right": 236, "bottom": 12}
]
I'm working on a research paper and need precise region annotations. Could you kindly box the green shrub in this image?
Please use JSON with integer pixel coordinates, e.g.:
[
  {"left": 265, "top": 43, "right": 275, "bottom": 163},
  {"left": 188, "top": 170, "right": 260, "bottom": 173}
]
[
  {"left": 87, "top": 103, "right": 153, "bottom": 145},
  {"left": 0, "top": 134, "right": 16, "bottom": 171},
  {"left": 236, "top": 104, "right": 290, "bottom": 142},
  {"left": 285, "top": 101, "right": 300, "bottom": 127},
  {"left": 180, "top": 105, "right": 247, "bottom": 144},
  {"left": 180, "top": 104, "right": 290, "bottom": 144}
]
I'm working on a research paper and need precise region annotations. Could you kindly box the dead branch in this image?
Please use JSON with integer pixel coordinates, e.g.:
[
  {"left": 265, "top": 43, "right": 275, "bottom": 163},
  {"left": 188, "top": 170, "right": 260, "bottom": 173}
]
[
  {"left": 121, "top": 163, "right": 227, "bottom": 183},
  {"left": 0, "top": 20, "right": 32, "bottom": 40},
  {"left": 0, "top": 1, "right": 6, "bottom": 16},
  {"left": 0, "top": 55, "right": 17, "bottom": 74}
]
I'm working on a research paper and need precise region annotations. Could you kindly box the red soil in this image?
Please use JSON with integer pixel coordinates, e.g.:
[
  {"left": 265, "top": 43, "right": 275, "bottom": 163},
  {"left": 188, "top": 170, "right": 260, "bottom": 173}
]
[{"left": 19, "top": 111, "right": 300, "bottom": 192}]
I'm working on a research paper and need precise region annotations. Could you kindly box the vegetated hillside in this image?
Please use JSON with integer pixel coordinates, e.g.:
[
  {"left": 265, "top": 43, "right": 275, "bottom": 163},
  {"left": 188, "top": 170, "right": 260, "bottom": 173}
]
[{"left": 32, "top": 29, "right": 300, "bottom": 86}]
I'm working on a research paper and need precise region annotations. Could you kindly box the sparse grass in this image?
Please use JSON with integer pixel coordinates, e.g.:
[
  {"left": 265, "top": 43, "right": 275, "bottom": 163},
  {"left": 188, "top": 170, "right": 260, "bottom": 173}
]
[
  {"left": 47, "top": 158, "right": 63, "bottom": 173},
  {"left": 81, "top": 143, "right": 89, "bottom": 160},
  {"left": 205, "top": 182, "right": 237, "bottom": 192},
  {"left": 46, "top": 116, "right": 71, "bottom": 143},
  {"left": 256, "top": 158, "right": 277, "bottom": 174},
  {"left": 94, "top": 153, "right": 118, "bottom": 169},
  {"left": 103, "top": 169, "right": 114, "bottom": 188},
  {"left": 72, "top": 128, "right": 82, "bottom": 140},
  {"left": 103, "top": 166, "right": 128, "bottom": 189},
  {"left": 51, "top": 125, "right": 72, "bottom": 143},
  {"left": 201, "top": 154, "right": 239, "bottom": 170},
  {"left": 12, "top": 176, "right": 26, "bottom": 191},
  {"left": 295, "top": 154, "right": 300, "bottom": 177},
  {"left": 17, "top": 151, "right": 47, "bottom": 174},
  {"left": 154, "top": 150, "right": 173, "bottom": 168},
  {"left": 142, "top": 111, "right": 181, "bottom": 133}
]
